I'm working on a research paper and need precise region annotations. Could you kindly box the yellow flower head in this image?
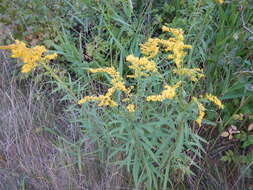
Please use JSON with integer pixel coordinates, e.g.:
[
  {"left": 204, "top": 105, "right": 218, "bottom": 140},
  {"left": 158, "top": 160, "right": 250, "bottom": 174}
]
[
  {"left": 146, "top": 81, "right": 181, "bottom": 102},
  {"left": 78, "top": 87, "right": 118, "bottom": 107},
  {"left": 127, "top": 104, "right": 135, "bottom": 112},
  {"left": 162, "top": 26, "right": 185, "bottom": 41},
  {"left": 79, "top": 67, "right": 131, "bottom": 108},
  {"left": 0, "top": 40, "right": 57, "bottom": 73},
  {"left": 21, "top": 62, "right": 37, "bottom": 73},
  {"left": 89, "top": 67, "right": 129, "bottom": 94},
  {"left": 44, "top": 53, "right": 58, "bottom": 60},
  {"left": 159, "top": 26, "right": 192, "bottom": 68},
  {"left": 216, "top": 0, "right": 224, "bottom": 4},
  {"left": 126, "top": 55, "right": 158, "bottom": 78},
  {"left": 193, "top": 97, "right": 205, "bottom": 126},
  {"left": 205, "top": 94, "right": 224, "bottom": 109},
  {"left": 139, "top": 38, "right": 160, "bottom": 58},
  {"left": 173, "top": 68, "right": 205, "bottom": 82}
]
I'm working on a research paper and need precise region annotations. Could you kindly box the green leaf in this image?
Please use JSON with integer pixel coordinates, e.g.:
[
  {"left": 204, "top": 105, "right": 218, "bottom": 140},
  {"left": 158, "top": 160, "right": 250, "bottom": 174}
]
[{"left": 242, "top": 135, "right": 253, "bottom": 148}]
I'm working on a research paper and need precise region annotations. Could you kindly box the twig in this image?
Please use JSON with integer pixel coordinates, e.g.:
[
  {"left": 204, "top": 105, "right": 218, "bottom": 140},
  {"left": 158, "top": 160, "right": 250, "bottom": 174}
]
[{"left": 239, "top": 4, "right": 253, "bottom": 36}]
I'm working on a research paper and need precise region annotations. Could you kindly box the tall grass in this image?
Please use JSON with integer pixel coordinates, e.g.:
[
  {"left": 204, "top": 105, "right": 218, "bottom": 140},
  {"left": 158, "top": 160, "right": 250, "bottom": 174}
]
[{"left": 0, "top": 50, "right": 131, "bottom": 189}]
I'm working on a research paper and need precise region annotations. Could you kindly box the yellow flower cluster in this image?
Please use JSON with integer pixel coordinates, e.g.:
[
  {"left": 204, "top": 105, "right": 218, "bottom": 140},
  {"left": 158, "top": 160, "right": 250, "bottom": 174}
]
[
  {"left": 126, "top": 55, "right": 158, "bottom": 78},
  {"left": 89, "top": 67, "right": 129, "bottom": 93},
  {"left": 205, "top": 94, "right": 224, "bottom": 109},
  {"left": 138, "top": 26, "right": 192, "bottom": 69},
  {"left": 146, "top": 82, "right": 181, "bottom": 102},
  {"left": 78, "top": 67, "right": 130, "bottom": 108},
  {"left": 128, "top": 26, "right": 201, "bottom": 82},
  {"left": 173, "top": 68, "right": 204, "bottom": 82},
  {"left": 193, "top": 97, "right": 206, "bottom": 126},
  {"left": 77, "top": 26, "right": 224, "bottom": 116},
  {"left": 162, "top": 26, "right": 185, "bottom": 41},
  {"left": 0, "top": 40, "right": 57, "bottom": 73},
  {"left": 192, "top": 94, "right": 223, "bottom": 126},
  {"left": 216, "top": 0, "right": 224, "bottom": 4},
  {"left": 78, "top": 87, "right": 118, "bottom": 107},
  {"left": 160, "top": 26, "right": 192, "bottom": 68},
  {"left": 127, "top": 104, "right": 135, "bottom": 112},
  {"left": 139, "top": 38, "right": 160, "bottom": 58},
  {"left": 159, "top": 26, "right": 205, "bottom": 82}
]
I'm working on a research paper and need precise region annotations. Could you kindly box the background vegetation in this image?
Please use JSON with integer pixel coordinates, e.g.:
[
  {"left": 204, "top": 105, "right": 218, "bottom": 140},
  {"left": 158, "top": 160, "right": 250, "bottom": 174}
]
[{"left": 0, "top": 0, "right": 253, "bottom": 189}]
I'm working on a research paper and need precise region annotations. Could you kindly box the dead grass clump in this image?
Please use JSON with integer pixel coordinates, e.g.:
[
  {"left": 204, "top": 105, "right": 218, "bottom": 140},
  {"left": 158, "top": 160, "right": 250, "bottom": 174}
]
[{"left": 0, "top": 50, "right": 131, "bottom": 190}]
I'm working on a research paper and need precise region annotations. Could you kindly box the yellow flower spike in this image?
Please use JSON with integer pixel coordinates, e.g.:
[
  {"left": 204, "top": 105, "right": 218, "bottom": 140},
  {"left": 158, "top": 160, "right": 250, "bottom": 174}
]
[
  {"left": 89, "top": 67, "right": 118, "bottom": 77},
  {"left": 78, "top": 99, "right": 86, "bottom": 105},
  {"left": 89, "top": 67, "right": 129, "bottom": 94},
  {"left": 111, "top": 78, "right": 128, "bottom": 93},
  {"left": 127, "top": 104, "right": 135, "bottom": 112},
  {"left": 78, "top": 87, "right": 118, "bottom": 107},
  {"left": 158, "top": 27, "right": 192, "bottom": 68},
  {"left": 79, "top": 67, "right": 130, "bottom": 107},
  {"left": 146, "top": 81, "right": 181, "bottom": 102},
  {"left": 162, "top": 26, "right": 185, "bottom": 41},
  {"left": 126, "top": 54, "right": 158, "bottom": 78},
  {"left": 44, "top": 53, "right": 58, "bottom": 60},
  {"left": 205, "top": 94, "right": 224, "bottom": 109},
  {"left": 78, "top": 96, "right": 99, "bottom": 105},
  {"left": 162, "top": 26, "right": 171, "bottom": 32},
  {"left": 0, "top": 40, "right": 58, "bottom": 73},
  {"left": 216, "top": 0, "right": 224, "bottom": 4},
  {"left": 173, "top": 68, "right": 205, "bottom": 82},
  {"left": 122, "top": 98, "right": 130, "bottom": 102},
  {"left": 139, "top": 38, "right": 160, "bottom": 58},
  {"left": 0, "top": 40, "right": 27, "bottom": 58},
  {"left": 193, "top": 97, "right": 206, "bottom": 126},
  {"left": 21, "top": 62, "right": 37, "bottom": 73}
]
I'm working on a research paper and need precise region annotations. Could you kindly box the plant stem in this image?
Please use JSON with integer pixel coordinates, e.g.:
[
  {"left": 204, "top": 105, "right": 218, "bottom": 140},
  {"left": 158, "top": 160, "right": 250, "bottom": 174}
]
[{"left": 41, "top": 62, "right": 78, "bottom": 102}]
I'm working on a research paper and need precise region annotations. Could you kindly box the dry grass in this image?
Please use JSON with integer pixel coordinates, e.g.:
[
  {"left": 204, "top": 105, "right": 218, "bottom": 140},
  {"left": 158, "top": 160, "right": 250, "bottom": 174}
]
[{"left": 0, "top": 51, "right": 131, "bottom": 190}]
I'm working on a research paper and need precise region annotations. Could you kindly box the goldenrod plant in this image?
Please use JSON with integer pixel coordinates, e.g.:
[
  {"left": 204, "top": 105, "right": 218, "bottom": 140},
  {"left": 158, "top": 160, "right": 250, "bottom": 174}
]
[{"left": 1, "top": 25, "right": 225, "bottom": 189}]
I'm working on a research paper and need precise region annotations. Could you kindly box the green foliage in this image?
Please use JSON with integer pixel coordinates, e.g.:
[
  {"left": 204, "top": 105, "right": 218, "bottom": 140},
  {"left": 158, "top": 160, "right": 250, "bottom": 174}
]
[
  {"left": 2, "top": 0, "right": 253, "bottom": 189},
  {"left": 0, "top": 0, "right": 74, "bottom": 43}
]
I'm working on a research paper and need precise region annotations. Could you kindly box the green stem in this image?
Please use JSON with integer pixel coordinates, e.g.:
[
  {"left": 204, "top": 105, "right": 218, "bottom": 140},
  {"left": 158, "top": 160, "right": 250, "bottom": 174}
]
[
  {"left": 163, "top": 119, "right": 184, "bottom": 190},
  {"left": 41, "top": 62, "right": 78, "bottom": 102}
]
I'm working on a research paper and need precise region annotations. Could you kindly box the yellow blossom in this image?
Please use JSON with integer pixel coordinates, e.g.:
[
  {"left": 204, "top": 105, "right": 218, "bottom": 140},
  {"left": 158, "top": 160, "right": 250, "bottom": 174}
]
[
  {"left": 126, "top": 54, "right": 158, "bottom": 78},
  {"left": 162, "top": 26, "right": 185, "bottom": 41},
  {"left": 216, "top": 0, "right": 224, "bottom": 4},
  {"left": 78, "top": 87, "right": 118, "bottom": 107},
  {"left": 159, "top": 27, "right": 192, "bottom": 68},
  {"left": 146, "top": 82, "right": 181, "bottom": 102},
  {"left": 122, "top": 98, "right": 130, "bottom": 102},
  {"left": 44, "top": 53, "right": 58, "bottom": 60},
  {"left": 139, "top": 38, "right": 160, "bottom": 58},
  {"left": 193, "top": 97, "right": 205, "bottom": 126},
  {"left": 173, "top": 68, "right": 205, "bottom": 82},
  {"left": 89, "top": 67, "right": 129, "bottom": 94},
  {"left": 127, "top": 104, "right": 135, "bottom": 112},
  {"left": 0, "top": 40, "right": 57, "bottom": 73},
  {"left": 21, "top": 62, "right": 37, "bottom": 73},
  {"left": 89, "top": 67, "right": 119, "bottom": 78},
  {"left": 0, "top": 40, "right": 28, "bottom": 58},
  {"left": 205, "top": 94, "right": 224, "bottom": 109},
  {"left": 79, "top": 67, "right": 130, "bottom": 108}
]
